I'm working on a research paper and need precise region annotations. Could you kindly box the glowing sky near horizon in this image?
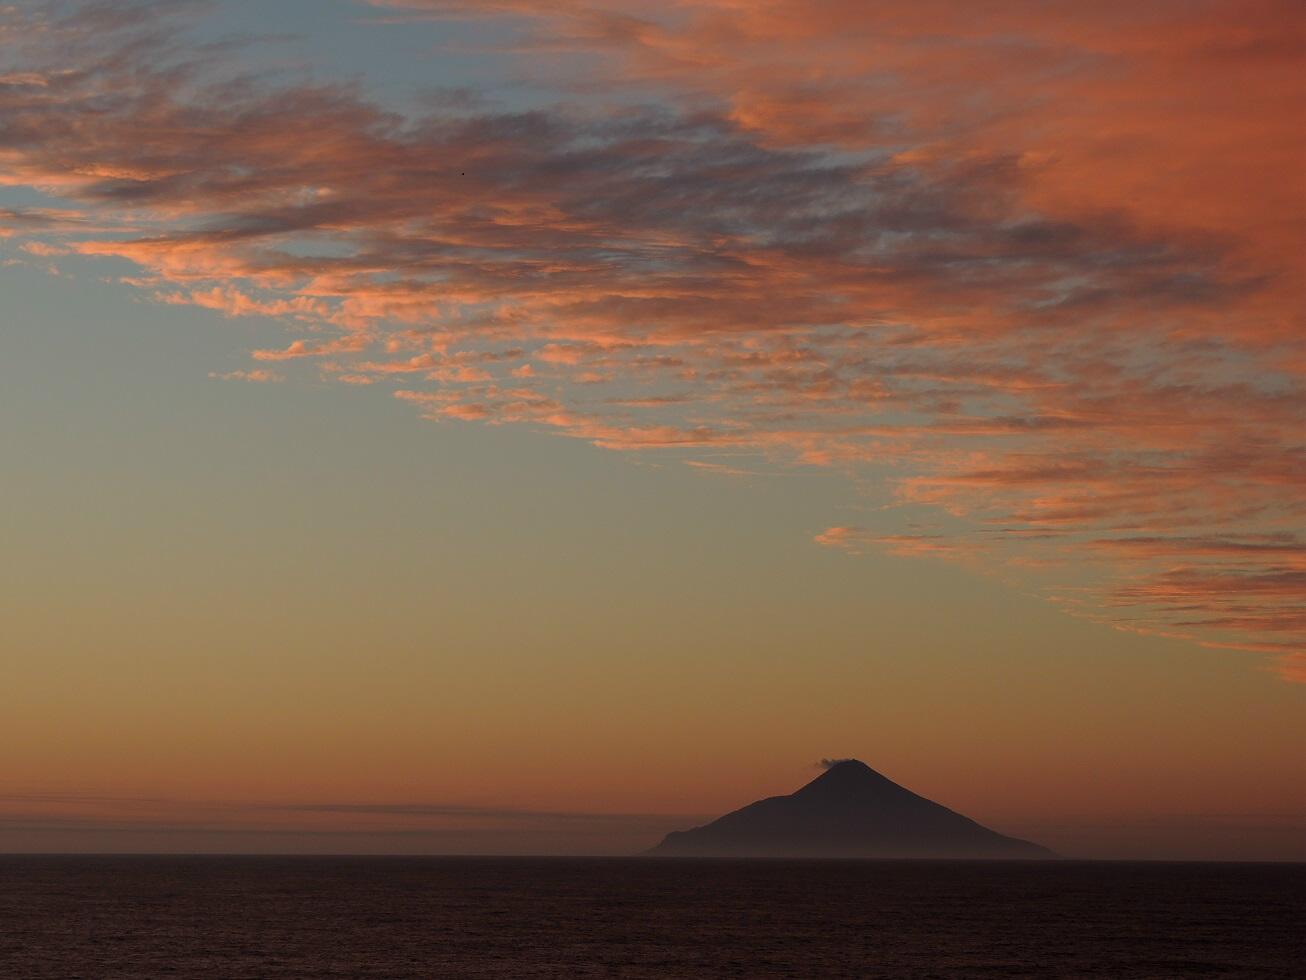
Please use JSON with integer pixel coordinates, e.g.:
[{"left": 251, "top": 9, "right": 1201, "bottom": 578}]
[{"left": 1, "top": 0, "right": 1303, "bottom": 858}]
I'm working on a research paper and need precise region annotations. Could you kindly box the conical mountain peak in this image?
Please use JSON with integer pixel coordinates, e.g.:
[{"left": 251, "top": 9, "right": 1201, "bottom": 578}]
[
  {"left": 649, "top": 760, "right": 1055, "bottom": 859},
  {"left": 802, "top": 759, "right": 884, "bottom": 788},
  {"left": 817, "top": 759, "right": 876, "bottom": 776}
]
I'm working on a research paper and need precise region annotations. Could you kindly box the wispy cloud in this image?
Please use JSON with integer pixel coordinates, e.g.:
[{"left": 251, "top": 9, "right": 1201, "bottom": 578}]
[
  {"left": 0, "top": 793, "right": 706, "bottom": 854},
  {"left": 209, "top": 368, "right": 285, "bottom": 383},
  {"left": 1, "top": 1, "right": 1302, "bottom": 675}
]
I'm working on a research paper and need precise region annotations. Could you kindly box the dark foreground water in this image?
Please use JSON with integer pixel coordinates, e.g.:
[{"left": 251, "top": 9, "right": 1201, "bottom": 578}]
[{"left": 0, "top": 857, "right": 1301, "bottom": 979}]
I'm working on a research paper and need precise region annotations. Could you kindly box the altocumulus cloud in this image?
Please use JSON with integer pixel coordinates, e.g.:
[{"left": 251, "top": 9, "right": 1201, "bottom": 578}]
[{"left": 1, "top": 0, "right": 1302, "bottom": 677}]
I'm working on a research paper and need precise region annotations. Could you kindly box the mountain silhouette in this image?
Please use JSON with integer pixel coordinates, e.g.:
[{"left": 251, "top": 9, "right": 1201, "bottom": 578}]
[{"left": 649, "top": 760, "right": 1055, "bottom": 859}]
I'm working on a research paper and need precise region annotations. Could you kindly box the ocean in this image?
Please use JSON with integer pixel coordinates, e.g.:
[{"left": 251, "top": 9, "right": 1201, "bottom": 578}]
[{"left": 0, "top": 856, "right": 1300, "bottom": 978}]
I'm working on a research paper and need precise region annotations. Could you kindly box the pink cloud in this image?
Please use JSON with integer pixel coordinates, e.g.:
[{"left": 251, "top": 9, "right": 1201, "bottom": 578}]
[
  {"left": 208, "top": 369, "right": 285, "bottom": 384},
  {"left": 1, "top": 1, "right": 1302, "bottom": 676}
]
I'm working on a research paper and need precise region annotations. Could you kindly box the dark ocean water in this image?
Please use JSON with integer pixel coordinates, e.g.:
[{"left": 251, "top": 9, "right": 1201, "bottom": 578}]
[{"left": 0, "top": 857, "right": 1301, "bottom": 979}]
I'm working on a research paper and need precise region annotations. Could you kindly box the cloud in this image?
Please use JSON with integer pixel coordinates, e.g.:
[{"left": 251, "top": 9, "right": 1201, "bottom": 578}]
[
  {"left": 683, "top": 459, "right": 754, "bottom": 478},
  {"left": 0, "top": 792, "right": 706, "bottom": 855},
  {"left": 208, "top": 368, "right": 284, "bottom": 383},
  {"left": 0, "top": 72, "right": 50, "bottom": 87},
  {"left": 1, "top": 0, "right": 1302, "bottom": 676}
]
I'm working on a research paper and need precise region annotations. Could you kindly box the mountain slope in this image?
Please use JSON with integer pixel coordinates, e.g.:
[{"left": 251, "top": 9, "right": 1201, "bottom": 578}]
[{"left": 649, "top": 760, "right": 1055, "bottom": 859}]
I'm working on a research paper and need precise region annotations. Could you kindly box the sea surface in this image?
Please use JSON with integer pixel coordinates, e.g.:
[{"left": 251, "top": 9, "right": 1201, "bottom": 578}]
[{"left": 0, "top": 856, "right": 1301, "bottom": 979}]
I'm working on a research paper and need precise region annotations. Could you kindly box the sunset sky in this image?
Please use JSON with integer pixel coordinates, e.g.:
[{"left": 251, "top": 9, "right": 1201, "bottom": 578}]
[{"left": 1, "top": 0, "right": 1303, "bottom": 860}]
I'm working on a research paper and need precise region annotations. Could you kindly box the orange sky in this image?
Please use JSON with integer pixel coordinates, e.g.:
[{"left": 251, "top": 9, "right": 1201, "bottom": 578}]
[{"left": 0, "top": 0, "right": 1302, "bottom": 858}]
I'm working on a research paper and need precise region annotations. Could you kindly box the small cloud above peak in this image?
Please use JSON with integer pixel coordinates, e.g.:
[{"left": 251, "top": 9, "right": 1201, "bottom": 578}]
[{"left": 818, "top": 758, "right": 860, "bottom": 770}]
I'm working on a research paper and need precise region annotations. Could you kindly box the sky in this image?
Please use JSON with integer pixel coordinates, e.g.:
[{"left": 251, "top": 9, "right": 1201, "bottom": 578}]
[{"left": 0, "top": 0, "right": 1303, "bottom": 860}]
